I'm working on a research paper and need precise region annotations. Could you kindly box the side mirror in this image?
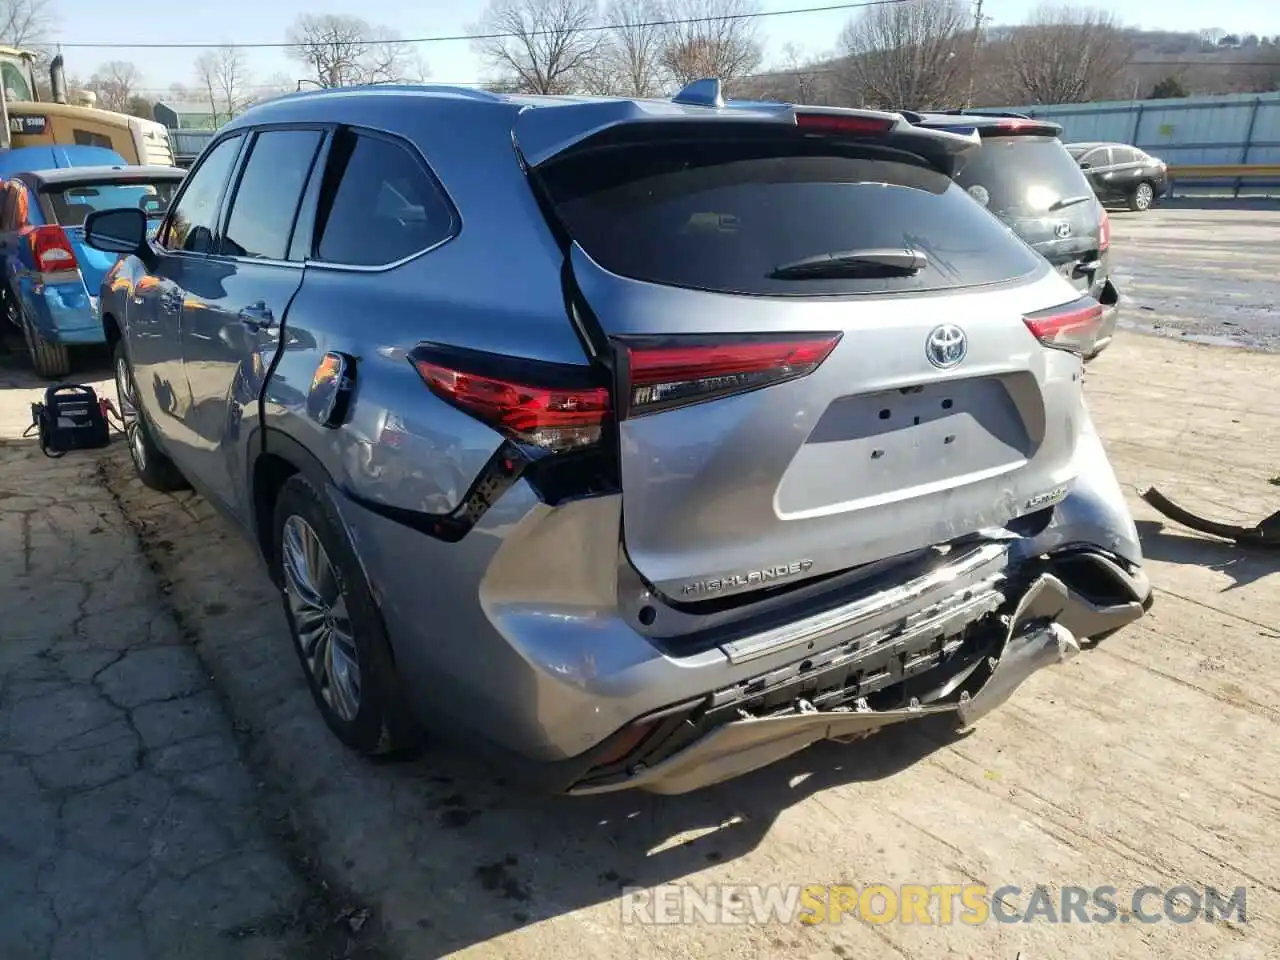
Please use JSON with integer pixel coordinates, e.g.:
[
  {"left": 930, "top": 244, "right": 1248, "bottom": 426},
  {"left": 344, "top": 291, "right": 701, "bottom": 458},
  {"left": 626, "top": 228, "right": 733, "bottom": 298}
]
[
  {"left": 1078, "top": 162, "right": 1092, "bottom": 170},
  {"left": 83, "top": 207, "right": 148, "bottom": 256}
]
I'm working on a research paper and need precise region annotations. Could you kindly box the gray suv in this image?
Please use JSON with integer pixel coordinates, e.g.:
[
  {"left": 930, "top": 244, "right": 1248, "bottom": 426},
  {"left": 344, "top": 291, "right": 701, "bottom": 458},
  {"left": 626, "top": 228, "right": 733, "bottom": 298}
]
[
  {"left": 909, "top": 113, "right": 1121, "bottom": 359},
  {"left": 84, "top": 81, "right": 1151, "bottom": 795}
]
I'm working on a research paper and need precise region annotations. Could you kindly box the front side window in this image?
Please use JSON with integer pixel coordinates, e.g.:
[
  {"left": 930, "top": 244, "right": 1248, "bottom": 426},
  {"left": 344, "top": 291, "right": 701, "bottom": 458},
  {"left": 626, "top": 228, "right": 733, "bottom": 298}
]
[
  {"left": 0, "top": 61, "right": 32, "bottom": 103},
  {"left": 73, "top": 129, "right": 114, "bottom": 150},
  {"left": 161, "top": 134, "right": 242, "bottom": 254},
  {"left": 314, "top": 131, "right": 456, "bottom": 267},
  {"left": 46, "top": 179, "right": 182, "bottom": 228},
  {"left": 222, "top": 129, "right": 323, "bottom": 260}
]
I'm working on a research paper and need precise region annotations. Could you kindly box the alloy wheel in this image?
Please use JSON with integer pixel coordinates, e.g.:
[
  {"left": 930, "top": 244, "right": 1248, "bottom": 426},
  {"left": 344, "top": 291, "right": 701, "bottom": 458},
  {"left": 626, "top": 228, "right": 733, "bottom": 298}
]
[
  {"left": 1135, "top": 182, "right": 1153, "bottom": 211},
  {"left": 115, "top": 355, "right": 147, "bottom": 472},
  {"left": 281, "top": 514, "right": 362, "bottom": 722}
]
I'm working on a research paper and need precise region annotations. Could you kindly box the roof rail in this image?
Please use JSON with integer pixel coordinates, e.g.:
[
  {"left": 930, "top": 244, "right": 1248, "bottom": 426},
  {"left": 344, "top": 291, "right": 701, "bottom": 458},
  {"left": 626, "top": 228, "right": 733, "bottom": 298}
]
[{"left": 673, "top": 78, "right": 725, "bottom": 108}]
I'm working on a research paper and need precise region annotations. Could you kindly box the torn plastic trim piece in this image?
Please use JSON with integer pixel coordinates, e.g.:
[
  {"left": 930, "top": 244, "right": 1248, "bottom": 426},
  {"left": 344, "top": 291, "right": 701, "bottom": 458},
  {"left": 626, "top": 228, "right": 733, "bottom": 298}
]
[
  {"left": 1142, "top": 487, "right": 1280, "bottom": 550},
  {"left": 567, "top": 573, "right": 1081, "bottom": 795}
]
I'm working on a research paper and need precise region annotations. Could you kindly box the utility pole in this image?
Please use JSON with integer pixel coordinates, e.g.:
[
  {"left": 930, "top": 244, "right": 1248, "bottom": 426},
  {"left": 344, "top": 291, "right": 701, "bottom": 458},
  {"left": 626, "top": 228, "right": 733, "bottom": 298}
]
[{"left": 964, "top": 0, "right": 985, "bottom": 109}]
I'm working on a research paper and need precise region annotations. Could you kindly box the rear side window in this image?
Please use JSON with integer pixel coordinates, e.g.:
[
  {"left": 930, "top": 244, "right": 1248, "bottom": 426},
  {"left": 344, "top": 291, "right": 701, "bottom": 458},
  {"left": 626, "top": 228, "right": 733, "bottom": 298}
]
[
  {"left": 315, "top": 131, "right": 456, "bottom": 267},
  {"left": 955, "top": 136, "right": 1095, "bottom": 220},
  {"left": 539, "top": 139, "right": 1042, "bottom": 297},
  {"left": 223, "top": 129, "right": 324, "bottom": 260}
]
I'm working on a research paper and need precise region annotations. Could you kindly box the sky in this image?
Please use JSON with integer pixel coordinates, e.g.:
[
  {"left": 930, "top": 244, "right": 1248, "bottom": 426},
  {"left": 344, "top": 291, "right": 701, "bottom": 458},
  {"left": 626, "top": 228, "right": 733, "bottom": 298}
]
[{"left": 40, "top": 0, "right": 1280, "bottom": 100}]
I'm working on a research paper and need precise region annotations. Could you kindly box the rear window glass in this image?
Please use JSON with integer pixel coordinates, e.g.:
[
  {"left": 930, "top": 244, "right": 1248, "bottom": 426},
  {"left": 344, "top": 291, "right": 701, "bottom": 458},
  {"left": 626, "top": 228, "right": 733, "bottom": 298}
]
[
  {"left": 539, "top": 140, "right": 1043, "bottom": 297},
  {"left": 957, "top": 137, "right": 1094, "bottom": 220},
  {"left": 46, "top": 179, "right": 181, "bottom": 227}
]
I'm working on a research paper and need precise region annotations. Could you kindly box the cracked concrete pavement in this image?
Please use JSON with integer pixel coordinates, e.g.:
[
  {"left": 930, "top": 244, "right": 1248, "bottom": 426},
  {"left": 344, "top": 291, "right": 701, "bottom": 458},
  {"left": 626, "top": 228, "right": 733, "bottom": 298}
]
[
  {"left": 0, "top": 428, "right": 387, "bottom": 958},
  {"left": 94, "top": 331, "right": 1280, "bottom": 960}
]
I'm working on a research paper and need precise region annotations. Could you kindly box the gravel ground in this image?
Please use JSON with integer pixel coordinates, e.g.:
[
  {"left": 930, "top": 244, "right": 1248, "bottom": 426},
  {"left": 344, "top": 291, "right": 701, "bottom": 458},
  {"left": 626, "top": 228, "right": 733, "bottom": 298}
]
[{"left": 1108, "top": 198, "right": 1280, "bottom": 352}]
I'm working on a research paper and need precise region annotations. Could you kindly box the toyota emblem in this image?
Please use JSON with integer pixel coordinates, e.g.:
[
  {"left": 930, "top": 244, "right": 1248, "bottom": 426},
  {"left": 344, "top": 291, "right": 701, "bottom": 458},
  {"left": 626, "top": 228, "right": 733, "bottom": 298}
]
[
  {"left": 1054, "top": 220, "right": 1072, "bottom": 239},
  {"left": 925, "top": 324, "right": 968, "bottom": 369}
]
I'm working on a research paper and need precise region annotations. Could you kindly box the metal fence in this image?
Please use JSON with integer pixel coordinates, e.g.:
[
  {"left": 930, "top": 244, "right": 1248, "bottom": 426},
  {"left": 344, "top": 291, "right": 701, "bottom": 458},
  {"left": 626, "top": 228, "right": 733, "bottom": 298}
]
[
  {"left": 168, "top": 90, "right": 1280, "bottom": 178},
  {"left": 983, "top": 91, "right": 1280, "bottom": 167}
]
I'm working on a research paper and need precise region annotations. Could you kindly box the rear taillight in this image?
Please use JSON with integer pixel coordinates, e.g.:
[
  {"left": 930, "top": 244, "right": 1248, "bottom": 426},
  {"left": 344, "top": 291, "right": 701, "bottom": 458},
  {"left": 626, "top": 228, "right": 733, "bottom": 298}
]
[
  {"left": 28, "top": 225, "right": 78, "bottom": 273},
  {"left": 795, "top": 113, "right": 894, "bottom": 137},
  {"left": 1098, "top": 209, "right": 1111, "bottom": 252},
  {"left": 619, "top": 334, "right": 842, "bottom": 418},
  {"left": 1024, "top": 297, "right": 1104, "bottom": 355},
  {"left": 410, "top": 346, "right": 610, "bottom": 453}
]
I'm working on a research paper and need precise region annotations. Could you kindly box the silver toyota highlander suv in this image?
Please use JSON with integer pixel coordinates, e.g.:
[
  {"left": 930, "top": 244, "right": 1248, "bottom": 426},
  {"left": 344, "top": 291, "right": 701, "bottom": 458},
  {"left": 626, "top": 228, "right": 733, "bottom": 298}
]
[{"left": 85, "top": 80, "right": 1152, "bottom": 795}]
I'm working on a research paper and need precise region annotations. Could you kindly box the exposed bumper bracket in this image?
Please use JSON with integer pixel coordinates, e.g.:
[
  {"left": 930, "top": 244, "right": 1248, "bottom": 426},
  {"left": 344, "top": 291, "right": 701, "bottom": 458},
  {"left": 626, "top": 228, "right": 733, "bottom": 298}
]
[{"left": 570, "top": 573, "right": 1092, "bottom": 796}]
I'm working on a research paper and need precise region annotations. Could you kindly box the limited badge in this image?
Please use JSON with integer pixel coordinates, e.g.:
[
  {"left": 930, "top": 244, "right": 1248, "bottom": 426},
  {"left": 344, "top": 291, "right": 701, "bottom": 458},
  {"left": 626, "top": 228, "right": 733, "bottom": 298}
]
[{"left": 306, "top": 352, "right": 356, "bottom": 428}]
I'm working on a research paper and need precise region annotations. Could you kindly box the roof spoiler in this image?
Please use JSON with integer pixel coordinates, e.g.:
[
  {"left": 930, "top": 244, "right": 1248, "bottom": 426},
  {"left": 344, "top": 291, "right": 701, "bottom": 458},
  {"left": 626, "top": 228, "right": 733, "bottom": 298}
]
[
  {"left": 937, "top": 108, "right": 1033, "bottom": 120},
  {"left": 513, "top": 79, "right": 982, "bottom": 177}
]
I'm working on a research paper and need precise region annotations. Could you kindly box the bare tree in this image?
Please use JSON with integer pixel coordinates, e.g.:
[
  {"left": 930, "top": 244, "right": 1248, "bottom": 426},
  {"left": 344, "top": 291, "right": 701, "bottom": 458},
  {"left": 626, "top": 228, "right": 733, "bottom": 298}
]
[
  {"left": 86, "top": 60, "right": 142, "bottom": 112},
  {"left": 249, "top": 72, "right": 298, "bottom": 104},
  {"left": 735, "top": 44, "right": 835, "bottom": 103},
  {"left": 1001, "top": 5, "right": 1133, "bottom": 104},
  {"left": 0, "top": 0, "right": 53, "bottom": 47},
  {"left": 471, "top": 0, "right": 600, "bottom": 95},
  {"left": 1227, "top": 48, "right": 1280, "bottom": 93},
  {"left": 124, "top": 95, "right": 153, "bottom": 119},
  {"left": 583, "top": 0, "right": 666, "bottom": 96},
  {"left": 1197, "top": 27, "right": 1225, "bottom": 51},
  {"left": 659, "top": 0, "right": 762, "bottom": 87},
  {"left": 194, "top": 46, "right": 252, "bottom": 123},
  {"left": 287, "top": 14, "right": 420, "bottom": 88},
  {"left": 838, "top": 0, "right": 969, "bottom": 110}
]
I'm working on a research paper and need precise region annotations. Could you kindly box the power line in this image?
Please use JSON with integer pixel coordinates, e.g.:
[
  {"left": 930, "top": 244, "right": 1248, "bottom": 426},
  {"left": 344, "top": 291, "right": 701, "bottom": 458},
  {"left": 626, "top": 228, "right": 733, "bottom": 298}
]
[{"left": 52, "top": 0, "right": 906, "bottom": 50}]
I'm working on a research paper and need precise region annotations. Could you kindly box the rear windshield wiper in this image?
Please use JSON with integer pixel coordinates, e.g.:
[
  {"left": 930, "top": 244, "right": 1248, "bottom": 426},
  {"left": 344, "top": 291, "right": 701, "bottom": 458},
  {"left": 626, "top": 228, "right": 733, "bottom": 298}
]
[
  {"left": 1047, "top": 194, "right": 1093, "bottom": 213},
  {"left": 769, "top": 248, "right": 928, "bottom": 280}
]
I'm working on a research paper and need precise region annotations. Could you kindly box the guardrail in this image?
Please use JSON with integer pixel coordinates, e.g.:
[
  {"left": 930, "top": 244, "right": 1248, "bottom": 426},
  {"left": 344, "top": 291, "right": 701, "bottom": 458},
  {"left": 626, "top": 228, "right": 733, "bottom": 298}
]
[{"left": 1166, "top": 164, "right": 1280, "bottom": 198}]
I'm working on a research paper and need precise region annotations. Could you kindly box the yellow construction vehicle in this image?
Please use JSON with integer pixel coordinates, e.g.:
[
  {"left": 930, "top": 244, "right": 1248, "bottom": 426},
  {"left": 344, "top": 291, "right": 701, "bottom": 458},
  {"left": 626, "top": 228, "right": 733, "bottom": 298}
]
[{"left": 0, "top": 47, "right": 174, "bottom": 165}]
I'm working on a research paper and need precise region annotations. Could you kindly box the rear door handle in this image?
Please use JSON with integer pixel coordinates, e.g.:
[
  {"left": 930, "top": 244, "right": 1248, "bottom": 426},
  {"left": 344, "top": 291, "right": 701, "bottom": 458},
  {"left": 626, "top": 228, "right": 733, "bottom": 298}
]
[{"left": 238, "top": 300, "right": 274, "bottom": 329}]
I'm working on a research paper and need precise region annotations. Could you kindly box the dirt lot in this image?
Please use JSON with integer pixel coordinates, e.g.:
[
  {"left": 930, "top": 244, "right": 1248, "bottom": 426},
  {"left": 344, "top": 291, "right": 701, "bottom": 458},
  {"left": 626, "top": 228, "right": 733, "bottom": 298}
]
[
  {"left": 1, "top": 204, "right": 1278, "bottom": 960},
  {"left": 1109, "top": 198, "right": 1280, "bottom": 351}
]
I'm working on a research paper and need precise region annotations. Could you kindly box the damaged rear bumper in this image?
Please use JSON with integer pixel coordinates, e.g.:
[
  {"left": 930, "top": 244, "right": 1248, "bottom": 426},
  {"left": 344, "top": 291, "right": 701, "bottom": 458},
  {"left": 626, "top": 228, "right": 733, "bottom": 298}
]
[{"left": 568, "top": 558, "right": 1149, "bottom": 796}]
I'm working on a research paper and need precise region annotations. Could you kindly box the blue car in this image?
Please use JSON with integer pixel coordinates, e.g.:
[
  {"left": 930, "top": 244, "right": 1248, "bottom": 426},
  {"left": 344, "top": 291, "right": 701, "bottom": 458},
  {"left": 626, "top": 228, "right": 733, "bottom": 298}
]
[{"left": 0, "top": 162, "right": 185, "bottom": 377}]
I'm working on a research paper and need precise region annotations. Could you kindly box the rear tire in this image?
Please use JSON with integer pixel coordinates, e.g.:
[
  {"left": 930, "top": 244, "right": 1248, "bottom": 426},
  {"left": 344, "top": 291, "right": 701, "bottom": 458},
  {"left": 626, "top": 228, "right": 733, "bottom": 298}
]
[
  {"left": 113, "top": 340, "right": 188, "bottom": 491},
  {"left": 273, "top": 474, "right": 421, "bottom": 757},
  {"left": 19, "top": 306, "right": 70, "bottom": 380},
  {"left": 1127, "top": 181, "right": 1154, "bottom": 212}
]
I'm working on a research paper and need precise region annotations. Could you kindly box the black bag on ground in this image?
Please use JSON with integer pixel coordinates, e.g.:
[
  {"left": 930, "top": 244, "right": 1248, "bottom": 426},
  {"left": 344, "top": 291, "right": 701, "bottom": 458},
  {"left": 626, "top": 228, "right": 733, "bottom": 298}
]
[{"left": 27, "top": 383, "right": 111, "bottom": 458}]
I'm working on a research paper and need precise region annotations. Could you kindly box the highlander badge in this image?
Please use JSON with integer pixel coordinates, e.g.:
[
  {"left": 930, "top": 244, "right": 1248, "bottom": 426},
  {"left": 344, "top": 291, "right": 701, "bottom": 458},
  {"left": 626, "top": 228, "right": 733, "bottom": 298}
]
[{"left": 682, "top": 560, "right": 814, "bottom": 597}]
